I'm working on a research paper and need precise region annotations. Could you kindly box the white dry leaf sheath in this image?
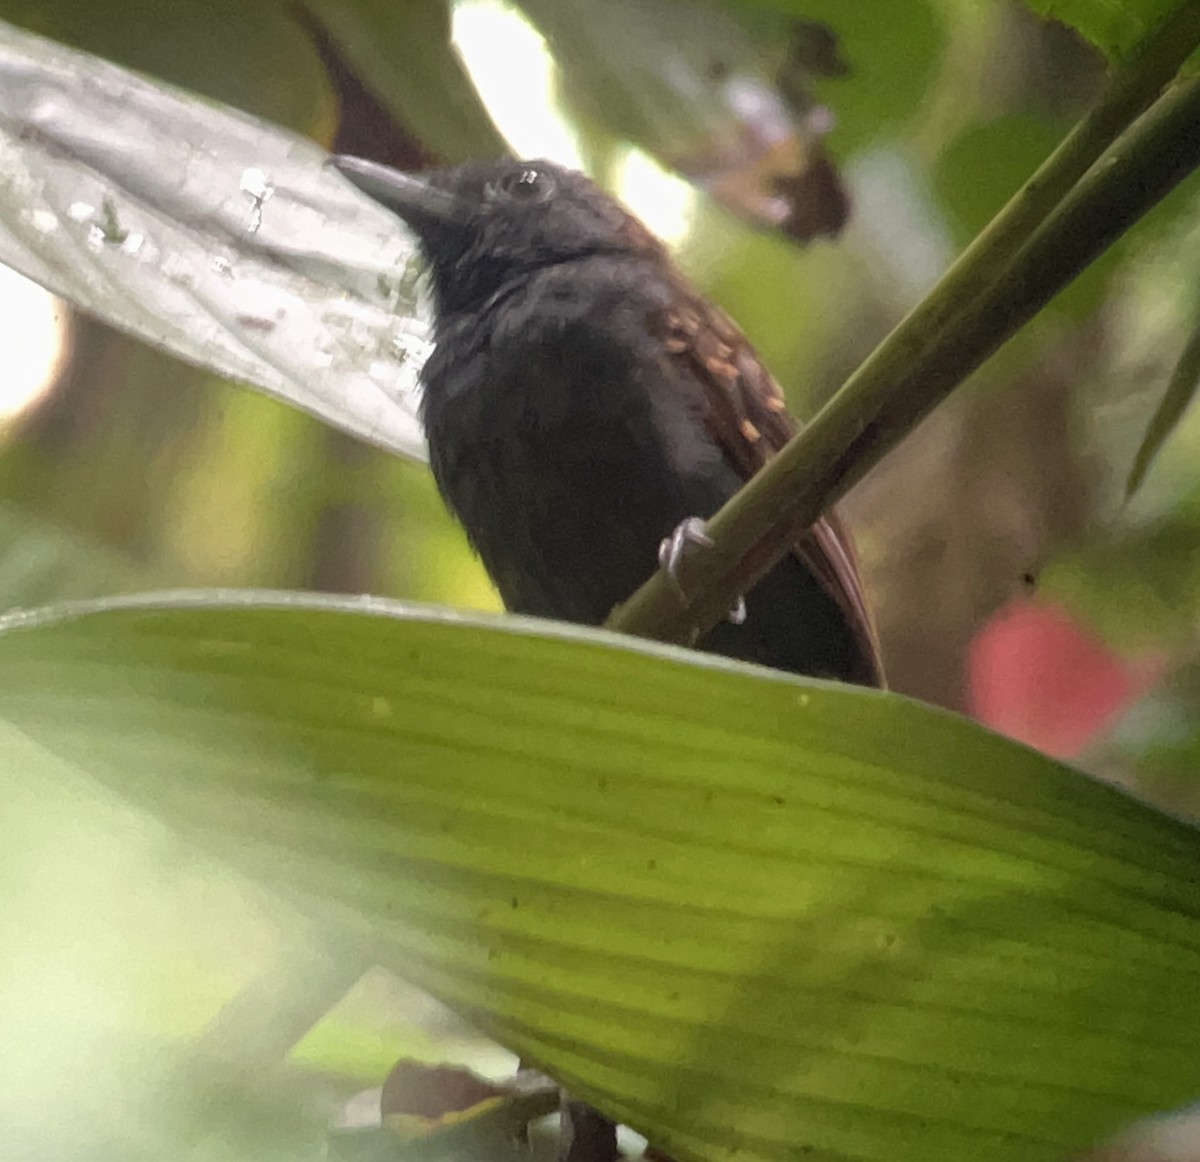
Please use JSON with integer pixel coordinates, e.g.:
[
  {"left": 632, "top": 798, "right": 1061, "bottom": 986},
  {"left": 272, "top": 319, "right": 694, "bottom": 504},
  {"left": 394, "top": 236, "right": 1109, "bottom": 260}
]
[{"left": 0, "top": 19, "right": 432, "bottom": 460}]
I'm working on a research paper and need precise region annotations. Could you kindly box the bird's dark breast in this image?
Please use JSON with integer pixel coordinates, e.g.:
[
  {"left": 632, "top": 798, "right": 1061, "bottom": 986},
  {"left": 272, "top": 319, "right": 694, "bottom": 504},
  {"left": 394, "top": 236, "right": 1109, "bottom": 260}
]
[
  {"left": 421, "top": 257, "right": 713, "bottom": 624},
  {"left": 420, "top": 255, "right": 867, "bottom": 680}
]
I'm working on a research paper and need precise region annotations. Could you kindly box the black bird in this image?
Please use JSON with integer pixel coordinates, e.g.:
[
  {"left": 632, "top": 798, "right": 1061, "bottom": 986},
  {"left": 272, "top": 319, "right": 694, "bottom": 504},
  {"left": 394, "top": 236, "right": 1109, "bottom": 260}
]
[{"left": 333, "top": 156, "right": 882, "bottom": 686}]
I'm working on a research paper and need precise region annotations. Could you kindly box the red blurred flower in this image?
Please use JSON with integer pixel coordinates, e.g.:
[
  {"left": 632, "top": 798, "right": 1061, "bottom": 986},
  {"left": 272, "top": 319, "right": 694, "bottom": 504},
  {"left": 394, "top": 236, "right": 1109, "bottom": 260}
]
[{"left": 967, "top": 600, "right": 1159, "bottom": 759}]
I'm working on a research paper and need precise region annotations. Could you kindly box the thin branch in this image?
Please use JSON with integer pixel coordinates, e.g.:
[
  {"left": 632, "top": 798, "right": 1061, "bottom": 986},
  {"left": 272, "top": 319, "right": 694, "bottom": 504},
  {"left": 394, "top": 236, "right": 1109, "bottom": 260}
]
[{"left": 192, "top": 932, "right": 371, "bottom": 1070}]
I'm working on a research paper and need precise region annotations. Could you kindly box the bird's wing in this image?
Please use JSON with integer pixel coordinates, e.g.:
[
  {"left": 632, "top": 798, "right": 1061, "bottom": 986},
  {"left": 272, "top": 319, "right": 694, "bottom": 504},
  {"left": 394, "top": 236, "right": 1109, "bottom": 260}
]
[{"left": 656, "top": 289, "right": 884, "bottom": 686}]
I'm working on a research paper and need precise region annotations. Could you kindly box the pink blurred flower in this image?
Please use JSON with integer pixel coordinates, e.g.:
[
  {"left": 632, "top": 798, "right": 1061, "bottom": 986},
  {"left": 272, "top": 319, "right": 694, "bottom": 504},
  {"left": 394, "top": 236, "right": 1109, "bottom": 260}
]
[{"left": 967, "top": 600, "right": 1159, "bottom": 759}]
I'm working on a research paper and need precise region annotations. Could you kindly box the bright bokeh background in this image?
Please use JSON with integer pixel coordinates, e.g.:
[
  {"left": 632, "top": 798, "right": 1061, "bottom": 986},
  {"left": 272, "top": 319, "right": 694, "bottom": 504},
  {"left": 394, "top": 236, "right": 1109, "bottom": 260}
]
[{"left": 0, "top": 266, "right": 65, "bottom": 423}]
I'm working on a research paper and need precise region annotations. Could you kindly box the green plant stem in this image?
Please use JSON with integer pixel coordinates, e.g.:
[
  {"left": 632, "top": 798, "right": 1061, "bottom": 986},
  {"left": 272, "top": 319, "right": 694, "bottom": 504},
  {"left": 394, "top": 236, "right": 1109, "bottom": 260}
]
[
  {"left": 608, "top": 73, "right": 1200, "bottom": 649},
  {"left": 192, "top": 932, "right": 371, "bottom": 1070}
]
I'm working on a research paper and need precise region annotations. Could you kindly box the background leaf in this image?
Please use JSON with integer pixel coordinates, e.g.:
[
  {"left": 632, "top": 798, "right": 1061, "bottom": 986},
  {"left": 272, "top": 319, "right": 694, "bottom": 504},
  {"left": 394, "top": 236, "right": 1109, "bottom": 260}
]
[
  {"left": 744, "top": 0, "right": 945, "bottom": 153},
  {"left": 305, "top": 0, "right": 507, "bottom": 161},
  {"left": 1020, "top": 0, "right": 1183, "bottom": 59},
  {"left": 0, "top": 500, "right": 139, "bottom": 604},
  {"left": 4, "top": 0, "right": 334, "bottom": 133},
  {"left": 1127, "top": 306, "right": 1200, "bottom": 496}
]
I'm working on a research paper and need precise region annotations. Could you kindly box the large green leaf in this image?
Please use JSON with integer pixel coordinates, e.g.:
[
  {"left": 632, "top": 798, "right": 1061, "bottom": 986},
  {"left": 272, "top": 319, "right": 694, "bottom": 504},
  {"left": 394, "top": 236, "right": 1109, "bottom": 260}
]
[{"left": 0, "top": 592, "right": 1197, "bottom": 1162}]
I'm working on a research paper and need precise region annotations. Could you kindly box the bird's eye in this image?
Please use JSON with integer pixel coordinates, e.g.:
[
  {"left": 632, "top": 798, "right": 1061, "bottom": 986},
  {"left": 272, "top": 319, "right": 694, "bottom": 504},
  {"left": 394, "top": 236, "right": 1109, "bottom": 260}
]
[{"left": 489, "top": 167, "right": 555, "bottom": 203}]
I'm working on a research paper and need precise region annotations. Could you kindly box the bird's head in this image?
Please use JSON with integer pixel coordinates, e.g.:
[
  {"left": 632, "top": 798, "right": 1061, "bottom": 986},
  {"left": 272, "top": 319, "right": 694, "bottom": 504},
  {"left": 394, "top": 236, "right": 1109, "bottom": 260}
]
[{"left": 332, "top": 156, "right": 663, "bottom": 316}]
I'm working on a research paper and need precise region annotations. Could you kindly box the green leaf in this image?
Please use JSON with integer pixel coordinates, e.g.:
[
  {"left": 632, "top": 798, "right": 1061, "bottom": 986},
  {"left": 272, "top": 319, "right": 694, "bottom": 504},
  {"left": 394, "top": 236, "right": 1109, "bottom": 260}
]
[
  {"left": 1127, "top": 306, "right": 1200, "bottom": 496},
  {"left": 0, "top": 592, "right": 1197, "bottom": 1162},
  {"left": 1020, "top": 0, "right": 1183, "bottom": 60}
]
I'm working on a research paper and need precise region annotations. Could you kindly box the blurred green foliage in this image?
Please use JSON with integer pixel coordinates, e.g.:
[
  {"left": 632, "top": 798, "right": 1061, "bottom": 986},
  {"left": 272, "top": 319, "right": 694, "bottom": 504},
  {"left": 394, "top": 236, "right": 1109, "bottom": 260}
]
[
  {"left": 1023, "top": 0, "right": 1183, "bottom": 56},
  {"left": 5, "top": 0, "right": 336, "bottom": 133}
]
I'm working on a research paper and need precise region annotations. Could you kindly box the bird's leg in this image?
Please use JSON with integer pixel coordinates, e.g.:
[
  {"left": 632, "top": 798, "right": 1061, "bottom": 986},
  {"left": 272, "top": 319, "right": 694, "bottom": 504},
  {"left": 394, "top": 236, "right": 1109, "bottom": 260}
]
[
  {"left": 559, "top": 1096, "right": 618, "bottom": 1162},
  {"left": 657, "top": 517, "right": 747, "bottom": 625},
  {"left": 657, "top": 517, "right": 713, "bottom": 583}
]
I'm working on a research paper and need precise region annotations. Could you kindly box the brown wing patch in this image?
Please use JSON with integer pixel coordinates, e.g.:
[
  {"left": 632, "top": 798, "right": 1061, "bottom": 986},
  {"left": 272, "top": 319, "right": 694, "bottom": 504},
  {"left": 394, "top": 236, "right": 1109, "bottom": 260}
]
[
  {"left": 655, "top": 279, "right": 883, "bottom": 685},
  {"left": 660, "top": 299, "right": 784, "bottom": 470}
]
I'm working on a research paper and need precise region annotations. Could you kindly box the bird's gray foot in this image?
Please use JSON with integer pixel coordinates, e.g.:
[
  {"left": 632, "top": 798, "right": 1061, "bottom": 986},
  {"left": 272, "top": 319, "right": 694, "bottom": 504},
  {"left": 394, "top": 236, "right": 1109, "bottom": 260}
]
[
  {"left": 657, "top": 517, "right": 747, "bottom": 625},
  {"left": 658, "top": 517, "right": 713, "bottom": 586}
]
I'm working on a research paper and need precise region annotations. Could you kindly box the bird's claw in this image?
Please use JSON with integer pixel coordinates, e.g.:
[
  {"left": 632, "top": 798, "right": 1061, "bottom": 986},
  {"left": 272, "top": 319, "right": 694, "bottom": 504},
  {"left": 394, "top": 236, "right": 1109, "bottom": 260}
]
[
  {"left": 658, "top": 517, "right": 747, "bottom": 625},
  {"left": 658, "top": 517, "right": 713, "bottom": 587}
]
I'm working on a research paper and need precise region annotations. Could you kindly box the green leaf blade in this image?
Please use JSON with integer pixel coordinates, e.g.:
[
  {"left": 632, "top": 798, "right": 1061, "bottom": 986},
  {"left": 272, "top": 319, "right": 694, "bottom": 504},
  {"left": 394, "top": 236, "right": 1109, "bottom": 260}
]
[
  {"left": 1127, "top": 306, "right": 1200, "bottom": 495},
  {"left": 0, "top": 593, "right": 1196, "bottom": 1162},
  {"left": 1021, "top": 0, "right": 1184, "bottom": 59}
]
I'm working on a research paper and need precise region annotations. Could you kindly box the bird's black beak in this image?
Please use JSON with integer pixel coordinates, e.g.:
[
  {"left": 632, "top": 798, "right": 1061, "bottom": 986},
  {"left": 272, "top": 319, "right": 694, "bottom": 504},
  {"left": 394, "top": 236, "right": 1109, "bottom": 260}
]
[{"left": 330, "top": 155, "right": 469, "bottom": 234}]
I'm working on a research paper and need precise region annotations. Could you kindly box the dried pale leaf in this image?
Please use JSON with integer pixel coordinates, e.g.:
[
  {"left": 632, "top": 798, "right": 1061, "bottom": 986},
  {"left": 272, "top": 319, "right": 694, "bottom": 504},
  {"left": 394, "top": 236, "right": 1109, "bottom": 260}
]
[{"left": 0, "top": 19, "right": 430, "bottom": 460}]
